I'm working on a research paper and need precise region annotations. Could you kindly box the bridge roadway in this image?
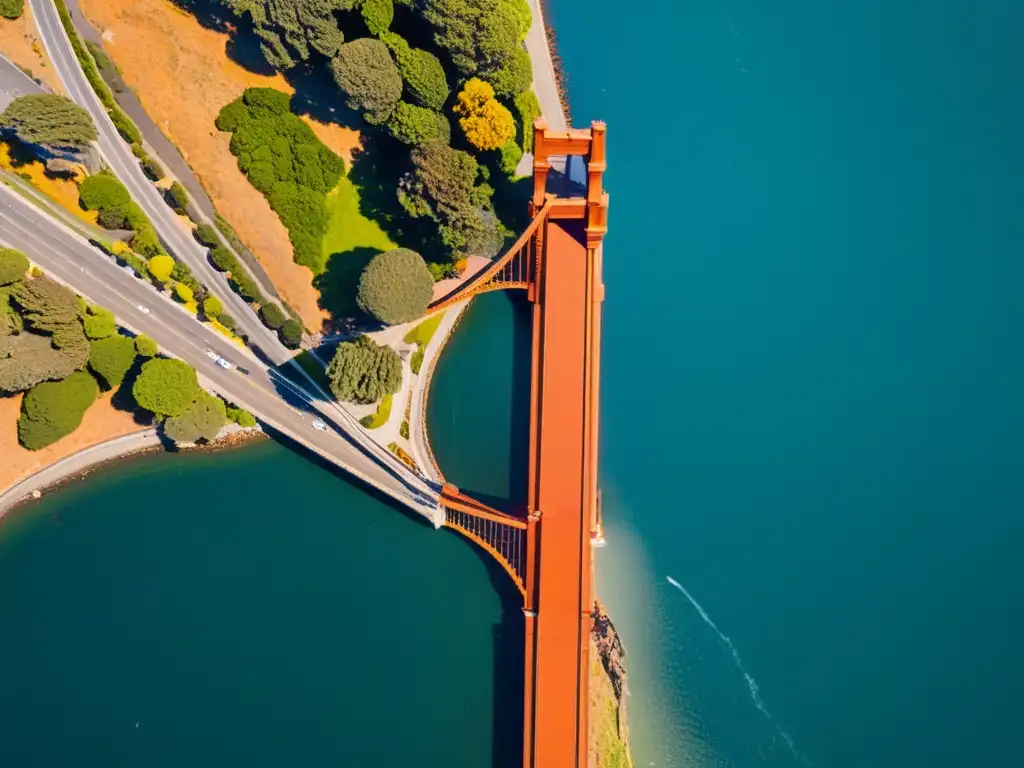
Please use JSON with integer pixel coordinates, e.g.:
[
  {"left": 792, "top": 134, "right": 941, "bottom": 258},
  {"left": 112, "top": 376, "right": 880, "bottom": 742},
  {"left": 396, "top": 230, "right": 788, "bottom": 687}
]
[
  {"left": 28, "top": 0, "right": 289, "bottom": 364},
  {"left": 0, "top": 186, "right": 443, "bottom": 526}
]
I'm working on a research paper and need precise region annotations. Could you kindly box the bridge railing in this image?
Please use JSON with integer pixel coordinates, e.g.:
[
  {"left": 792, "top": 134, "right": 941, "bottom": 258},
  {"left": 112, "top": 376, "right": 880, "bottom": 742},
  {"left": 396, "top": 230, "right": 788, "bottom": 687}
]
[{"left": 444, "top": 507, "right": 528, "bottom": 599}]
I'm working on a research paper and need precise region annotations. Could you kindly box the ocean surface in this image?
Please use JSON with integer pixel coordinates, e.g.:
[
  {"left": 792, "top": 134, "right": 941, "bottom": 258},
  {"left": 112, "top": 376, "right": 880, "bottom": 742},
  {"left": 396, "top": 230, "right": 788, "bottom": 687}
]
[{"left": 1, "top": 0, "right": 1022, "bottom": 766}]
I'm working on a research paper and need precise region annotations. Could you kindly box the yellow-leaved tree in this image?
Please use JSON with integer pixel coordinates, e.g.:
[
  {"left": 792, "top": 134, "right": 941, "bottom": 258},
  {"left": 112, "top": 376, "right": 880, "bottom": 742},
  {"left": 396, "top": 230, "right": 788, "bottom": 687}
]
[
  {"left": 454, "top": 78, "right": 515, "bottom": 151},
  {"left": 148, "top": 254, "right": 175, "bottom": 283}
]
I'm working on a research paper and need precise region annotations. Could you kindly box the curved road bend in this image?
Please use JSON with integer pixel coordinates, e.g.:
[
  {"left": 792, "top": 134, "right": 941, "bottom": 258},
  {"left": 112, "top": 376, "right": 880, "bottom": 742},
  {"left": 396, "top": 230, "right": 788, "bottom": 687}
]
[
  {"left": 0, "top": 188, "right": 442, "bottom": 525},
  {"left": 28, "top": 0, "right": 289, "bottom": 364}
]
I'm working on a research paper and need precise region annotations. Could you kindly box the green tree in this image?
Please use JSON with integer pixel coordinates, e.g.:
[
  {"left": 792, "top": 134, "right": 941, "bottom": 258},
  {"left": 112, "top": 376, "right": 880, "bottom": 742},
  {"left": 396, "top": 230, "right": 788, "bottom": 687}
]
[
  {"left": 148, "top": 254, "right": 175, "bottom": 283},
  {"left": 498, "top": 138, "right": 523, "bottom": 175},
  {"left": 0, "top": 0, "right": 25, "bottom": 21},
  {"left": 12, "top": 277, "right": 89, "bottom": 357},
  {"left": 79, "top": 173, "right": 130, "bottom": 212},
  {"left": 330, "top": 38, "right": 403, "bottom": 124},
  {"left": 483, "top": 46, "right": 532, "bottom": 97},
  {"left": 0, "top": 248, "right": 29, "bottom": 286},
  {"left": 454, "top": 77, "right": 515, "bottom": 150},
  {"left": 163, "top": 389, "right": 227, "bottom": 444},
  {"left": 357, "top": 248, "right": 434, "bottom": 325},
  {"left": 279, "top": 318, "right": 303, "bottom": 348},
  {"left": 513, "top": 89, "right": 541, "bottom": 152},
  {"left": 217, "top": 313, "right": 237, "bottom": 332},
  {"left": 202, "top": 295, "right": 223, "bottom": 319},
  {"left": 194, "top": 223, "right": 222, "bottom": 248},
  {"left": 18, "top": 370, "right": 98, "bottom": 450},
  {"left": 361, "top": 0, "right": 393, "bottom": 34},
  {"left": 135, "top": 334, "right": 159, "bottom": 357},
  {"left": 132, "top": 227, "right": 163, "bottom": 258},
  {"left": 398, "top": 142, "right": 499, "bottom": 253},
  {"left": 88, "top": 334, "right": 137, "bottom": 389},
  {"left": 167, "top": 181, "right": 190, "bottom": 213},
  {"left": 380, "top": 32, "right": 450, "bottom": 111},
  {"left": 386, "top": 101, "right": 450, "bottom": 146},
  {"left": 133, "top": 357, "right": 199, "bottom": 417},
  {"left": 423, "top": 0, "right": 529, "bottom": 76},
  {"left": 223, "top": 0, "right": 354, "bottom": 70},
  {"left": 83, "top": 305, "right": 116, "bottom": 340},
  {"left": 0, "top": 93, "right": 97, "bottom": 149},
  {"left": 327, "top": 335, "right": 402, "bottom": 403},
  {"left": 259, "top": 302, "right": 287, "bottom": 329}
]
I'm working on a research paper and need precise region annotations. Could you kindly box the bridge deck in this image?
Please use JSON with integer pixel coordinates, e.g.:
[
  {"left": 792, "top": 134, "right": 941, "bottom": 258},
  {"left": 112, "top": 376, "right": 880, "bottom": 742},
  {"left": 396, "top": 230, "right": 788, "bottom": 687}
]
[{"left": 526, "top": 219, "right": 597, "bottom": 767}]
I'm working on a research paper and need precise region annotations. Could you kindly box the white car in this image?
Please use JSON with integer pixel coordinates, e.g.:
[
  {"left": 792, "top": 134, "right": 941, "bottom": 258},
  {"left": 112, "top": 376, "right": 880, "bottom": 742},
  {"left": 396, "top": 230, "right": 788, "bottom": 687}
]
[
  {"left": 137, "top": 304, "right": 150, "bottom": 314},
  {"left": 311, "top": 420, "right": 328, "bottom": 432},
  {"left": 216, "top": 358, "right": 233, "bottom": 370}
]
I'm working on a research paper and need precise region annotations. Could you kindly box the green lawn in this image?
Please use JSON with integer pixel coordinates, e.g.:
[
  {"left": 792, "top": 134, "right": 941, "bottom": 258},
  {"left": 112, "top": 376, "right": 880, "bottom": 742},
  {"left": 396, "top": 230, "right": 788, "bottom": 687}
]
[
  {"left": 403, "top": 311, "right": 445, "bottom": 346},
  {"left": 360, "top": 393, "right": 393, "bottom": 430},
  {"left": 321, "top": 176, "right": 397, "bottom": 264}
]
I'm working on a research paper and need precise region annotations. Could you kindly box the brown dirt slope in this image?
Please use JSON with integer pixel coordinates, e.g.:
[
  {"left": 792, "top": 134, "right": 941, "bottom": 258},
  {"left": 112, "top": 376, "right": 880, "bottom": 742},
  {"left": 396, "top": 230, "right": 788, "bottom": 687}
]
[
  {"left": 78, "top": 0, "right": 361, "bottom": 330},
  {"left": 0, "top": 6, "right": 65, "bottom": 93},
  {"left": 589, "top": 602, "right": 633, "bottom": 768},
  {"left": 0, "top": 392, "right": 149, "bottom": 493}
]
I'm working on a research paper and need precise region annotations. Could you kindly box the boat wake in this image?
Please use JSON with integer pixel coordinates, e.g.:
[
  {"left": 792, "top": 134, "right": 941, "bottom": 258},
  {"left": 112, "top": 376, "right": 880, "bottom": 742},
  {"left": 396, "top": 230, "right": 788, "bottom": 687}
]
[{"left": 666, "top": 575, "right": 811, "bottom": 765}]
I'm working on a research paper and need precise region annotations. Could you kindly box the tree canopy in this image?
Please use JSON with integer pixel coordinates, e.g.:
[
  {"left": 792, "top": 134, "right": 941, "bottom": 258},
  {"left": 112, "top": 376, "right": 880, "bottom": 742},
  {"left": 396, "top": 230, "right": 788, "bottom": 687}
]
[
  {"left": 148, "top": 254, "right": 175, "bottom": 283},
  {"left": 88, "top": 334, "right": 137, "bottom": 389},
  {"left": 202, "top": 295, "right": 223, "bottom": 319},
  {"left": 133, "top": 358, "right": 199, "bottom": 417},
  {"left": 454, "top": 78, "right": 515, "bottom": 150},
  {"left": 223, "top": 0, "right": 354, "bottom": 69},
  {"left": 386, "top": 101, "right": 450, "bottom": 146},
  {"left": 380, "top": 32, "right": 449, "bottom": 111},
  {"left": 259, "top": 302, "right": 287, "bottom": 329},
  {"left": 217, "top": 88, "right": 345, "bottom": 273},
  {"left": 330, "top": 38, "right": 403, "bottom": 124},
  {"left": 83, "top": 305, "right": 116, "bottom": 340},
  {"left": 423, "top": 0, "right": 530, "bottom": 76},
  {"left": 12, "top": 277, "right": 89, "bottom": 357},
  {"left": 135, "top": 334, "right": 159, "bottom": 357},
  {"left": 163, "top": 389, "right": 227, "bottom": 444},
  {"left": 0, "top": 248, "right": 29, "bottom": 286},
  {"left": 361, "top": 0, "right": 393, "bottom": 35},
  {"left": 79, "top": 173, "right": 130, "bottom": 212},
  {"left": 357, "top": 248, "right": 434, "bottom": 325},
  {"left": 18, "top": 370, "right": 98, "bottom": 450},
  {"left": 279, "top": 318, "right": 303, "bottom": 348},
  {"left": 398, "top": 141, "right": 500, "bottom": 254},
  {"left": 327, "top": 334, "right": 403, "bottom": 403},
  {"left": 0, "top": 93, "right": 97, "bottom": 149},
  {"left": 0, "top": 0, "right": 25, "bottom": 21}
]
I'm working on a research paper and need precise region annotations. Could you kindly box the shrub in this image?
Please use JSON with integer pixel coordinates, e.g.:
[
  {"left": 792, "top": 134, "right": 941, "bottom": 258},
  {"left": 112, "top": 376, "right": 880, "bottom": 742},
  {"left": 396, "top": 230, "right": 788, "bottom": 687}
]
[
  {"left": 163, "top": 389, "right": 227, "bottom": 444},
  {"left": 227, "top": 405, "right": 257, "bottom": 428},
  {"left": 131, "top": 227, "right": 163, "bottom": 258},
  {"left": 209, "top": 245, "right": 233, "bottom": 272},
  {"left": 148, "top": 254, "right": 175, "bottom": 283},
  {"left": 386, "top": 101, "right": 450, "bottom": 146},
  {"left": 202, "top": 295, "right": 223, "bottom": 319},
  {"left": 410, "top": 346, "right": 424, "bottom": 374},
  {"left": 217, "top": 312, "right": 237, "bottom": 331},
  {"left": 133, "top": 357, "right": 199, "bottom": 417},
  {"left": 0, "top": 93, "right": 97, "bottom": 149},
  {"left": 454, "top": 78, "right": 515, "bottom": 151},
  {"left": 483, "top": 46, "right": 532, "bottom": 97},
  {"left": 0, "top": 0, "right": 25, "bottom": 21},
  {"left": 400, "top": 420, "right": 409, "bottom": 439},
  {"left": 361, "top": 0, "right": 393, "bottom": 35},
  {"left": 357, "top": 248, "right": 434, "bottom": 326},
  {"left": 88, "top": 334, "right": 136, "bottom": 389},
  {"left": 194, "top": 223, "right": 221, "bottom": 248},
  {"left": 498, "top": 138, "right": 523, "bottom": 175},
  {"left": 18, "top": 370, "right": 98, "bottom": 450},
  {"left": 279, "top": 318, "right": 303, "bottom": 348},
  {"left": 167, "top": 181, "right": 190, "bottom": 213},
  {"left": 513, "top": 89, "right": 541, "bottom": 152},
  {"left": 79, "top": 174, "right": 130, "bottom": 212},
  {"left": 141, "top": 154, "right": 165, "bottom": 181},
  {"left": 174, "top": 282, "right": 194, "bottom": 304},
  {"left": 135, "top": 334, "right": 158, "bottom": 357},
  {"left": 83, "top": 305, "right": 116, "bottom": 339},
  {"left": 259, "top": 302, "right": 287, "bottom": 330},
  {"left": 380, "top": 32, "right": 449, "bottom": 111},
  {"left": 327, "top": 335, "right": 403, "bottom": 404},
  {"left": 109, "top": 108, "right": 141, "bottom": 145},
  {"left": 123, "top": 202, "right": 149, "bottom": 231},
  {"left": 361, "top": 393, "right": 393, "bottom": 429},
  {"left": 330, "top": 38, "right": 403, "bottom": 124},
  {"left": 0, "top": 248, "right": 29, "bottom": 286},
  {"left": 215, "top": 98, "right": 251, "bottom": 132}
]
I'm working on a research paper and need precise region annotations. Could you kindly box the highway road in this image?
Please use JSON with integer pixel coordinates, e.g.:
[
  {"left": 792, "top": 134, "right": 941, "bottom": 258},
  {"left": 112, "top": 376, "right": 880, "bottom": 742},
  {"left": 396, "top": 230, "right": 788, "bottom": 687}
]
[
  {"left": 0, "top": 185, "right": 443, "bottom": 526},
  {"left": 28, "top": 0, "right": 290, "bottom": 364}
]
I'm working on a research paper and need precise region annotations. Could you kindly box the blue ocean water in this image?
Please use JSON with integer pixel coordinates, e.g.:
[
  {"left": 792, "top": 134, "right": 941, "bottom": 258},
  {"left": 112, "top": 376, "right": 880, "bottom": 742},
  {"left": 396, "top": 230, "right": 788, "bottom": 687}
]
[{"left": 548, "top": 0, "right": 1024, "bottom": 765}]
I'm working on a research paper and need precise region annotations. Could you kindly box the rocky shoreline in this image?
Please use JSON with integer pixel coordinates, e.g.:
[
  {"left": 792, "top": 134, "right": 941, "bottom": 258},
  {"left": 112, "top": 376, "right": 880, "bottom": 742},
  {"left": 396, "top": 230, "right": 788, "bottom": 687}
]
[
  {"left": 539, "top": 0, "right": 572, "bottom": 123},
  {"left": 590, "top": 600, "right": 633, "bottom": 768}
]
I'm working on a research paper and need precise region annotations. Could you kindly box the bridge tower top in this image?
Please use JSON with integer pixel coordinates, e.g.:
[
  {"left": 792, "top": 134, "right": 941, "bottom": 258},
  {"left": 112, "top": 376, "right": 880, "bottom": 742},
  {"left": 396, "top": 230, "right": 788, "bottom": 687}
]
[{"left": 531, "top": 119, "right": 609, "bottom": 249}]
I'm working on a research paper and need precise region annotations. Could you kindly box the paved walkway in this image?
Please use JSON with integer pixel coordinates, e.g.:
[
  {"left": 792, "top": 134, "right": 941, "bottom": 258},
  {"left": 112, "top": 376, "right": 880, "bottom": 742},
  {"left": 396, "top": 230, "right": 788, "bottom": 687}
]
[
  {"left": 0, "top": 50, "right": 47, "bottom": 111},
  {"left": 0, "top": 429, "right": 160, "bottom": 517}
]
